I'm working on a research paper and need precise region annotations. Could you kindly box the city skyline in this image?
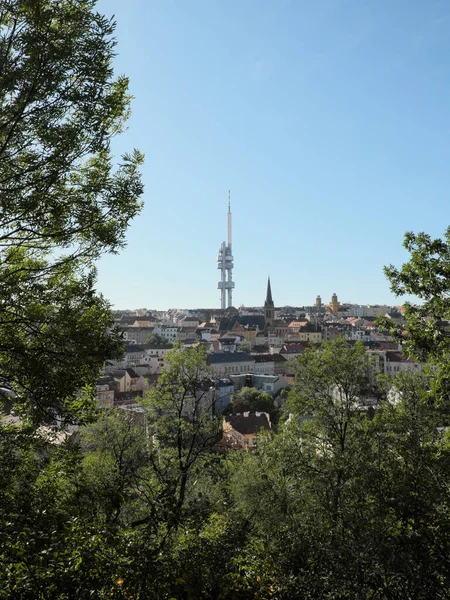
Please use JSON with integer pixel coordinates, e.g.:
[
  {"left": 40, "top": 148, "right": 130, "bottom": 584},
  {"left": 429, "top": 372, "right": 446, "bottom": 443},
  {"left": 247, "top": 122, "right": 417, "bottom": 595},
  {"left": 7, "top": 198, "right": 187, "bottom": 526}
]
[{"left": 94, "top": 0, "right": 449, "bottom": 309}]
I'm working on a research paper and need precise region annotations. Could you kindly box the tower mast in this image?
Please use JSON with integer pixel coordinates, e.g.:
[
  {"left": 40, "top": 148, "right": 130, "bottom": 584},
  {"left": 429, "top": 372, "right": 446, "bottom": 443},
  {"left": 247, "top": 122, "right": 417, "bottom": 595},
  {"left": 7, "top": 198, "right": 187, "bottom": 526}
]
[{"left": 217, "top": 190, "right": 235, "bottom": 309}]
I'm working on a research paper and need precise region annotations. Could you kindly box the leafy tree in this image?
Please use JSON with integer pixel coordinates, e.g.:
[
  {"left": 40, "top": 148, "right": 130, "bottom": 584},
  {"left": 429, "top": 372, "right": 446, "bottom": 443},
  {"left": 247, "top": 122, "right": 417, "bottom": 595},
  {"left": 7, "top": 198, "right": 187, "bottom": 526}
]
[
  {"left": 239, "top": 340, "right": 252, "bottom": 353},
  {"left": 146, "top": 332, "right": 166, "bottom": 346},
  {"left": 0, "top": 1, "right": 144, "bottom": 596},
  {"left": 79, "top": 409, "right": 148, "bottom": 525},
  {"left": 0, "top": 421, "right": 140, "bottom": 599},
  {"left": 140, "top": 343, "right": 222, "bottom": 529},
  {"left": 366, "top": 372, "right": 450, "bottom": 598},
  {"left": 0, "top": 0, "right": 144, "bottom": 423},
  {"left": 230, "top": 386, "right": 278, "bottom": 421},
  {"left": 379, "top": 229, "right": 450, "bottom": 418}
]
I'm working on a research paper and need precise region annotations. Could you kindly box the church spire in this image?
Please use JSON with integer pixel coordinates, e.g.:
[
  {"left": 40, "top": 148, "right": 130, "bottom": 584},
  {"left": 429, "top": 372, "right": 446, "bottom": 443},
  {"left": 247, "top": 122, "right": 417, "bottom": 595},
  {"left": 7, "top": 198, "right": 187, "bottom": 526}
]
[
  {"left": 265, "top": 276, "right": 273, "bottom": 306},
  {"left": 264, "top": 277, "right": 274, "bottom": 333}
]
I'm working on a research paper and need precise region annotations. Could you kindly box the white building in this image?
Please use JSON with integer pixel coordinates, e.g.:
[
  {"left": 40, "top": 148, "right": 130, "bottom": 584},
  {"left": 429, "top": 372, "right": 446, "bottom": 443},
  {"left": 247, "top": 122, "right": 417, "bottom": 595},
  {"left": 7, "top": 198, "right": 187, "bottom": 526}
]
[{"left": 208, "top": 352, "right": 255, "bottom": 377}]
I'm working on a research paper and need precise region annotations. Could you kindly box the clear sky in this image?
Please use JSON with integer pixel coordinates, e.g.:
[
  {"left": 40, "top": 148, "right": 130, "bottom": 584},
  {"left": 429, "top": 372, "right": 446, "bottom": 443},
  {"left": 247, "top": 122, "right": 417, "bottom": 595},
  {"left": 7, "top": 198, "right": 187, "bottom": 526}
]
[{"left": 95, "top": 0, "right": 450, "bottom": 310}]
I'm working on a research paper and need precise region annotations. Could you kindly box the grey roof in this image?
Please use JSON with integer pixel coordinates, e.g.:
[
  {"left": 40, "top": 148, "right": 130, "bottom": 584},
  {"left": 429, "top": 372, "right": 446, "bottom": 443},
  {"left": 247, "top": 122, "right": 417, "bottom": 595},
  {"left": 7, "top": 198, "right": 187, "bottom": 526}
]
[
  {"left": 219, "top": 316, "right": 266, "bottom": 332},
  {"left": 125, "top": 368, "right": 139, "bottom": 378},
  {"left": 120, "top": 316, "right": 139, "bottom": 324},
  {"left": 140, "top": 343, "right": 173, "bottom": 350},
  {"left": 120, "top": 326, "right": 154, "bottom": 333},
  {"left": 215, "top": 378, "right": 234, "bottom": 387},
  {"left": 219, "top": 337, "right": 236, "bottom": 344},
  {"left": 124, "top": 342, "right": 146, "bottom": 352},
  {"left": 252, "top": 353, "right": 287, "bottom": 363},
  {"left": 208, "top": 352, "right": 255, "bottom": 365},
  {"left": 98, "top": 376, "right": 114, "bottom": 386}
]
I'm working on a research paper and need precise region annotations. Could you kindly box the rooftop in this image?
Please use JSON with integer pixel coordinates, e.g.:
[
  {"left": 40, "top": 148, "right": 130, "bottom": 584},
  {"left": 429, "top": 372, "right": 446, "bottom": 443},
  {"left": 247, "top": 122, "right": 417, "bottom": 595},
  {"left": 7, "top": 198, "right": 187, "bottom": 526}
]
[{"left": 208, "top": 352, "right": 254, "bottom": 365}]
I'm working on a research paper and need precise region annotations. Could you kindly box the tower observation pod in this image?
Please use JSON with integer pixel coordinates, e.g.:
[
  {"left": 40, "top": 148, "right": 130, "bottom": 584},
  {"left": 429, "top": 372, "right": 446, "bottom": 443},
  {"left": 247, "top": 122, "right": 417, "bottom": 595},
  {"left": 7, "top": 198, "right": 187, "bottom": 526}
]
[{"left": 217, "top": 191, "right": 235, "bottom": 309}]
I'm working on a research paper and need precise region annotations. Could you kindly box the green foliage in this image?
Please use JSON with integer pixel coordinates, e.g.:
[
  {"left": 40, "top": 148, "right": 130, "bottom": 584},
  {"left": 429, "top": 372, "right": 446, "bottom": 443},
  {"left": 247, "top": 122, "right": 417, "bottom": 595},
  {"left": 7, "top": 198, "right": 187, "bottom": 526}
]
[
  {"left": 0, "top": 0, "right": 144, "bottom": 258},
  {"left": 230, "top": 386, "right": 278, "bottom": 421},
  {"left": 288, "top": 337, "right": 374, "bottom": 418},
  {"left": 4, "top": 340, "right": 450, "bottom": 598},
  {"left": 4, "top": 4, "right": 450, "bottom": 595},
  {"left": 380, "top": 229, "right": 450, "bottom": 407},
  {"left": 146, "top": 332, "right": 166, "bottom": 345},
  {"left": 0, "top": 0, "right": 144, "bottom": 423},
  {"left": 79, "top": 409, "right": 148, "bottom": 525},
  {"left": 142, "top": 343, "right": 222, "bottom": 527}
]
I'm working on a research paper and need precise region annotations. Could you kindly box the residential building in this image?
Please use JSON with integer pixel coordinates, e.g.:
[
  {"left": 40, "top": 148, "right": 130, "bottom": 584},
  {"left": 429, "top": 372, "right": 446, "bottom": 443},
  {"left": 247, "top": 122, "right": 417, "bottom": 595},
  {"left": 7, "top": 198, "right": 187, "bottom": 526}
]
[
  {"left": 96, "top": 376, "right": 115, "bottom": 407},
  {"left": 298, "top": 323, "right": 322, "bottom": 343},
  {"left": 384, "top": 351, "right": 424, "bottom": 375},
  {"left": 280, "top": 342, "right": 309, "bottom": 362},
  {"left": 230, "top": 373, "right": 288, "bottom": 396},
  {"left": 208, "top": 352, "right": 255, "bottom": 377},
  {"left": 153, "top": 325, "right": 179, "bottom": 343},
  {"left": 178, "top": 316, "right": 200, "bottom": 329},
  {"left": 120, "top": 326, "right": 154, "bottom": 345},
  {"left": 223, "top": 411, "right": 271, "bottom": 450},
  {"left": 252, "top": 354, "right": 288, "bottom": 375}
]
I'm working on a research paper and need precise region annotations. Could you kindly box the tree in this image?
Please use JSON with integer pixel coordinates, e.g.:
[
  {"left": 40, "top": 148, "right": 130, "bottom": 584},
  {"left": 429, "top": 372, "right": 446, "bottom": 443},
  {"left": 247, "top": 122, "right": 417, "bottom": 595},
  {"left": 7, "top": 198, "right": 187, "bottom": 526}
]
[
  {"left": 79, "top": 409, "right": 148, "bottom": 525},
  {"left": 281, "top": 339, "right": 380, "bottom": 590},
  {"left": 239, "top": 341, "right": 252, "bottom": 353},
  {"left": 230, "top": 386, "right": 278, "bottom": 422},
  {"left": 378, "top": 229, "right": 450, "bottom": 415},
  {"left": 146, "top": 332, "right": 166, "bottom": 346},
  {"left": 0, "top": 1, "right": 145, "bottom": 595},
  {"left": 0, "top": 0, "right": 144, "bottom": 423},
  {"left": 140, "top": 343, "right": 222, "bottom": 530}
]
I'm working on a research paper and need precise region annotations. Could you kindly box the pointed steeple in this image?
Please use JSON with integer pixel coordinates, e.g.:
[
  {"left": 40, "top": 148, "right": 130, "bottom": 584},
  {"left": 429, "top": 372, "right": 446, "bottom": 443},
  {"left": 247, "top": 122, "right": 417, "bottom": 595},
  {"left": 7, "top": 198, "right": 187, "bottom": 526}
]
[
  {"left": 264, "top": 277, "right": 274, "bottom": 333},
  {"left": 265, "top": 276, "right": 273, "bottom": 306}
]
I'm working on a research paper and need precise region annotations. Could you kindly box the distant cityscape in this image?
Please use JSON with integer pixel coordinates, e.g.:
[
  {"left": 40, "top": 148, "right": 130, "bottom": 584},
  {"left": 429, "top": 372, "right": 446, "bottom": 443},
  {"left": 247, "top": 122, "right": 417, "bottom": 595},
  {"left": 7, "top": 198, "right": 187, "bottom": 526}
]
[
  {"left": 95, "top": 276, "right": 419, "bottom": 447},
  {"left": 94, "top": 199, "right": 421, "bottom": 447}
]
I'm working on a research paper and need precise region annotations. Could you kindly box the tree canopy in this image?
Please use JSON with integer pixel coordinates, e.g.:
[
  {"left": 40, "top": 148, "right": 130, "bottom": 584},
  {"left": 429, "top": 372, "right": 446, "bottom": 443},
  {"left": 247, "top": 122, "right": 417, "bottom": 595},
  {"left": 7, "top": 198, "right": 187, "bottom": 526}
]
[
  {"left": 230, "top": 386, "right": 278, "bottom": 421},
  {"left": 4, "top": 2, "right": 450, "bottom": 597},
  {"left": 0, "top": 0, "right": 144, "bottom": 423}
]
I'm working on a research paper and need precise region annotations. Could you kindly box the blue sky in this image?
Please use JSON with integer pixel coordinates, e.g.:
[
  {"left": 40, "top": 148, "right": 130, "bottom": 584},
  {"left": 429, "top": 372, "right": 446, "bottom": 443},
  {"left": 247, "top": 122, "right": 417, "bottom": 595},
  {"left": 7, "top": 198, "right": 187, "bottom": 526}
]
[{"left": 95, "top": 0, "right": 450, "bottom": 310}]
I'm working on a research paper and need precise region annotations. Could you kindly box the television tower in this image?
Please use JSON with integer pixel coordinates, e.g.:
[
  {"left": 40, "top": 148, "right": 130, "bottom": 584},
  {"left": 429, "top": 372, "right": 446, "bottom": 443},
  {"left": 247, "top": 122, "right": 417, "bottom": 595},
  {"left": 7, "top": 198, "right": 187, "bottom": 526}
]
[{"left": 217, "top": 191, "right": 235, "bottom": 309}]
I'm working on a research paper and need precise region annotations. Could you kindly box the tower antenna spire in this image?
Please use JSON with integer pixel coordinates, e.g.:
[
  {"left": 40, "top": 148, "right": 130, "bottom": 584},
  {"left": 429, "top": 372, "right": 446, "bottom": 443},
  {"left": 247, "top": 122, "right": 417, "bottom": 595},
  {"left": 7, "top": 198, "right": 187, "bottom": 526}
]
[{"left": 217, "top": 190, "right": 235, "bottom": 309}]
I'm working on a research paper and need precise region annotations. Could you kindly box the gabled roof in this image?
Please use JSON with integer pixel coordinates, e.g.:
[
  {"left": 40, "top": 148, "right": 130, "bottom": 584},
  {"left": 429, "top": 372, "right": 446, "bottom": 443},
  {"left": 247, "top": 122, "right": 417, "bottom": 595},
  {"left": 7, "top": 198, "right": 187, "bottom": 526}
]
[
  {"left": 97, "top": 376, "right": 114, "bottom": 386},
  {"left": 119, "top": 316, "right": 140, "bottom": 325},
  {"left": 125, "top": 368, "right": 139, "bottom": 378},
  {"left": 385, "top": 351, "right": 414, "bottom": 363},
  {"left": 124, "top": 343, "right": 146, "bottom": 353},
  {"left": 219, "top": 316, "right": 266, "bottom": 332},
  {"left": 300, "top": 323, "right": 319, "bottom": 332},
  {"left": 280, "top": 342, "right": 309, "bottom": 354},
  {"left": 219, "top": 337, "right": 237, "bottom": 344},
  {"left": 111, "top": 369, "right": 128, "bottom": 379}
]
